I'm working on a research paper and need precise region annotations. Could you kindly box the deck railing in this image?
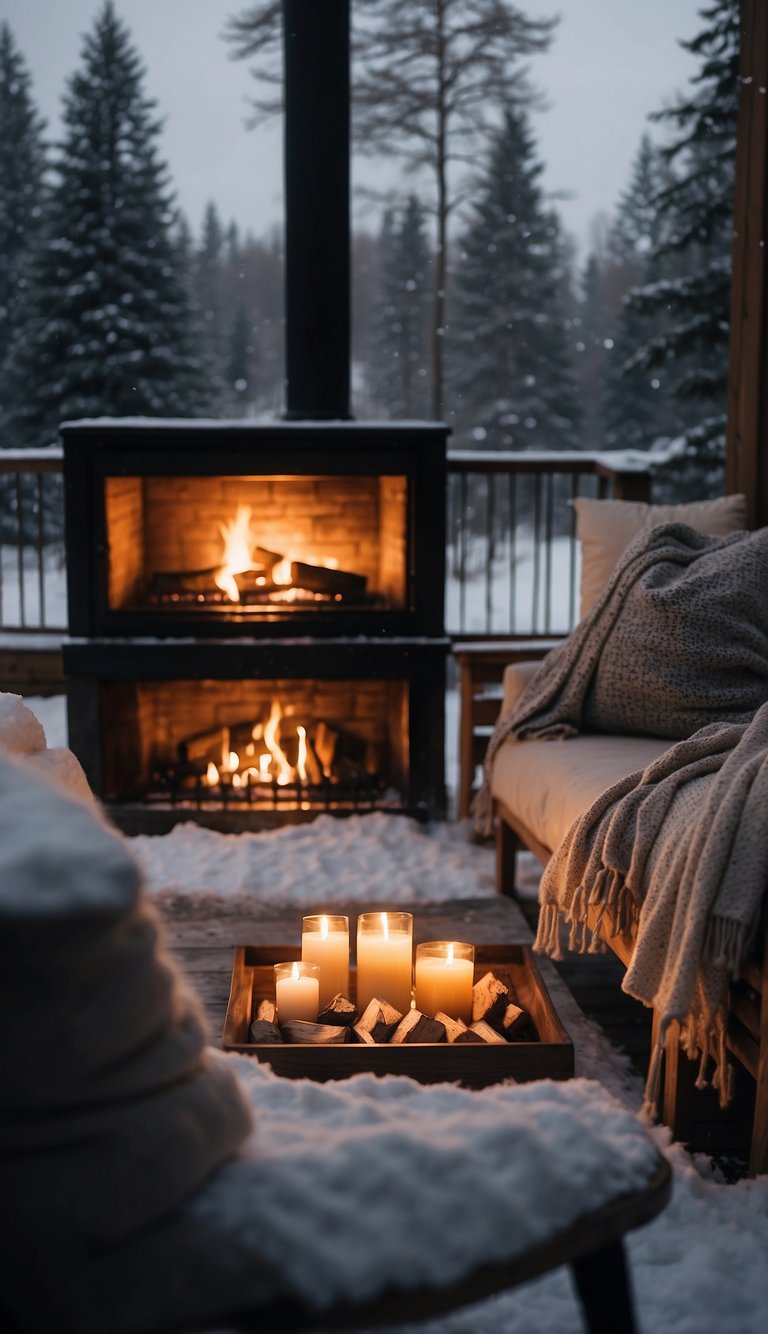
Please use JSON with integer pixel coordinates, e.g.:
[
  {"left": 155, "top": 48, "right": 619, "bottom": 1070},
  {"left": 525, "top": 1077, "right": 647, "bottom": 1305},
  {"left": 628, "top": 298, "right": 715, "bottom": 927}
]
[
  {"left": 446, "top": 449, "right": 653, "bottom": 638},
  {"left": 0, "top": 444, "right": 656, "bottom": 641},
  {"left": 0, "top": 447, "right": 66, "bottom": 634}
]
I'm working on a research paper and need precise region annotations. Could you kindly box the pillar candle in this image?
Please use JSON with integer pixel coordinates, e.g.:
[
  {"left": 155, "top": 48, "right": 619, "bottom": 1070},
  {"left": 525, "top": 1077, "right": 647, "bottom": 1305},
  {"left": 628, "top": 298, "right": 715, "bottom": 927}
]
[
  {"left": 356, "top": 911, "right": 413, "bottom": 1014},
  {"left": 301, "top": 914, "right": 350, "bottom": 1009},
  {"left": 274, "top": 961, "right": 320, "bottom": 1022},
  {"left": 414, "top": 941, "right": 475, "bottom": 1023}
]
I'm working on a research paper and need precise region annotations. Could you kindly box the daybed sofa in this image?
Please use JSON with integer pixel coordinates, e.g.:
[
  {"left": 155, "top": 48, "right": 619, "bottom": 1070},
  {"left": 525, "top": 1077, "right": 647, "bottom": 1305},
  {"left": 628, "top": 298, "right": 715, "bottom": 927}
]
[{"left": 486, "top": 494, "right": 768, "bottom": 1177}]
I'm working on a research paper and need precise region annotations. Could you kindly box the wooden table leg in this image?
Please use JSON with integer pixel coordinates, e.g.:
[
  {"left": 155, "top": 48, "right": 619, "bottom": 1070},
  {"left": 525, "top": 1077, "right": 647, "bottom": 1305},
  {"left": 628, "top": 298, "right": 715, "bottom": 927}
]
[{"left": 571, "top": 1238, "right": 637, "bottom": 1334}]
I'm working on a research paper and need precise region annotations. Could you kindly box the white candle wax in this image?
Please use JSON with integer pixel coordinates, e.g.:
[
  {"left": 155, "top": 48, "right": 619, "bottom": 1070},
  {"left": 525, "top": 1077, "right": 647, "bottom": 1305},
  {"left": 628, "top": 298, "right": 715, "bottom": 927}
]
[
  {"left": 302, "top": 923, "right": 349, "bottom": 1010},
  {"left": 356, "top": 925, "right": 413, "bottom": 1014},
  {"left": 415, "top": 952, "right": 474, "bottom": 1022},
  {"left": 275, "top": 963, "right": 319, "bottom": 1022}
]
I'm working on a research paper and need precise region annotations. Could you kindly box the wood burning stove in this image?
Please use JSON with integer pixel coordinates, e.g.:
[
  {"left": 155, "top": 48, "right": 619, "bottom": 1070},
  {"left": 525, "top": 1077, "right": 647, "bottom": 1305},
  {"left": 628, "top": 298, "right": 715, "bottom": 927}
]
[
  {"left": 62, "top": 420, "right": 445, "bottom": 639},
  {"left": 62, "top": 419, "right": 449, "bottom": 831}
]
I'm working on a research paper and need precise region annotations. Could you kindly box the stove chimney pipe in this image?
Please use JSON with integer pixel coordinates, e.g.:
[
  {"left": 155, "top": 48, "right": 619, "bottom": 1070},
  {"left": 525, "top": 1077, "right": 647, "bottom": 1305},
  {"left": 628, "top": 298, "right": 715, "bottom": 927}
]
[{"left": 282, "top": 0, "right": 351, "bottom": 420}]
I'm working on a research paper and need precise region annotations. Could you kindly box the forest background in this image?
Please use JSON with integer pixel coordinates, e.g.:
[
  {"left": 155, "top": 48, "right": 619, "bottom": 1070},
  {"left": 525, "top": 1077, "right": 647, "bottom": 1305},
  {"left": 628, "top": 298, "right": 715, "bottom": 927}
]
[{"left": 0, "top": 0, "right": 740, "bottom": 508}]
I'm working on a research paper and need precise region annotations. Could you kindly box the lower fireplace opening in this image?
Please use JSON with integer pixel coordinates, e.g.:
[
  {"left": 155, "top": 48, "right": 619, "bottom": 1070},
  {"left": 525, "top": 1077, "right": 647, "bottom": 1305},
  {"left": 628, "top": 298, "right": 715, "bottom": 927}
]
[{"left": 101, "top": 677, "right": 409, "bottom": 819}]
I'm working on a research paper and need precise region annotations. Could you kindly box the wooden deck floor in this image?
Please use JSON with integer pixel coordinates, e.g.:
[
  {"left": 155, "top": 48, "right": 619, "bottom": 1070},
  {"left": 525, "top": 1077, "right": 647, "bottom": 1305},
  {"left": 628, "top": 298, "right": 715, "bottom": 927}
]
[{"left": 159, "top": 886, "right": 754, "bottom": 1174}]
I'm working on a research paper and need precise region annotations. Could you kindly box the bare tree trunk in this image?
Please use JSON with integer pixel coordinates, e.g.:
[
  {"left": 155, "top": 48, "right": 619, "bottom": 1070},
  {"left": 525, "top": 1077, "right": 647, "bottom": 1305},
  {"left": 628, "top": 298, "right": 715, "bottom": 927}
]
[{"left": 431, "top": 0, "right": 447, "bottom": 421}]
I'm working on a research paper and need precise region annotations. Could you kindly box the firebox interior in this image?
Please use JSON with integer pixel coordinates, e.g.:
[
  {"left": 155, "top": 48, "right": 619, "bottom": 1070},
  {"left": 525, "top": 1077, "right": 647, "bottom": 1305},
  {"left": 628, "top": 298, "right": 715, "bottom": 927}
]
[
  {"left": 104, "top": 473, "right": 408, "bottom": 614},
  {"left": 101, "top": 677, "right": 409, "bottom": 810}
]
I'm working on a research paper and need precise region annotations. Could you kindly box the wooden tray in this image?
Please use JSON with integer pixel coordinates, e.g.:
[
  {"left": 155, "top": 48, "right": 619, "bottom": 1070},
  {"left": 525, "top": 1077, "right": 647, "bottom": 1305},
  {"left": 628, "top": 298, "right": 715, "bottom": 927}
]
[{"left": 223, "top": 943, "right": 574, "bottom": 1087}]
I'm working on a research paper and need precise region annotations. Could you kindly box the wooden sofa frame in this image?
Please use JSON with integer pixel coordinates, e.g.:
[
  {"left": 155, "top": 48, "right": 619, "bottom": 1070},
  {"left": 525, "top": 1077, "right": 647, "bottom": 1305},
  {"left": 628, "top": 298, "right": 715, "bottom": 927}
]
[{"left": 495, "top": 798, "right": 768, "bottom": 1178}]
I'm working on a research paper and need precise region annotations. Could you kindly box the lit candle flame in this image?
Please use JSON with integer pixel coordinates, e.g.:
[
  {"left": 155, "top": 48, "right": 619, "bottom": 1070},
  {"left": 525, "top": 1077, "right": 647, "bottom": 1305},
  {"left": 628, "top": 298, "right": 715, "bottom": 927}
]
[
  {"left": 206, "top": 761, "right": 219, "bottom": 785},
  {"left": 447, "top": 942, "right": 455, "bottom": 967},
  {"left": 381, "top": 911, "right": 389, "bottom": 942},
  {"left": 321, "top": 915, "right": 329, "bottom": 939},
  {"left": 291, "top": 962, "right": 300, "bottom": 982}
]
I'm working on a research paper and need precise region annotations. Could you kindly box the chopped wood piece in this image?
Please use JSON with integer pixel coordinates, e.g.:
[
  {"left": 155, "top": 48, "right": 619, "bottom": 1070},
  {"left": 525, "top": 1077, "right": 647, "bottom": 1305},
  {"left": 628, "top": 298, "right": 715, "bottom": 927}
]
[
  {"left": 280, "top": 1020, "right": 349, "bottom": 1045},
  {"left": 249, "top": 1019, "right": 283, "bottom": 1044},
  {"left": 255, "top": 998, "right": 277, "bottom": 1024},
  {"left": 435, "top": 1012, "right": 483, "bottom": 1044},
  {"left": 390, "top": 1011, "right": 446, "bottom": 1044},
  {"left": 499, "top": 1002, "right": 527, "bottom": 1037},
  {"left": 470, "top": 1020, "right": 509, "bottom": 1045},
  {"left": 472, "top": 971, "right": 512, "bottom": 1028},
  {"left": 317, "top": 994, "right": 358, "bottom": 1027},
  {"left": 352, "top": 1024, "right": 377, "bottom": 1045},
  {"left": 356, "top": 998, "right": 403, "bottom": 1043}
]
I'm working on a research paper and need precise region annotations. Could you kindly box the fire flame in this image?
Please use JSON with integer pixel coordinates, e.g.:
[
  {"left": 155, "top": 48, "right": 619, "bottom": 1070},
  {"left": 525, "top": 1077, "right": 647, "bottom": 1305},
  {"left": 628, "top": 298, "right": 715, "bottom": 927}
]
[
  {"left": 212, "top": 504, "right": 342, "bottom": 603},
  {"left": 214, "top": 505, "right": 255, "bottom": 603}
]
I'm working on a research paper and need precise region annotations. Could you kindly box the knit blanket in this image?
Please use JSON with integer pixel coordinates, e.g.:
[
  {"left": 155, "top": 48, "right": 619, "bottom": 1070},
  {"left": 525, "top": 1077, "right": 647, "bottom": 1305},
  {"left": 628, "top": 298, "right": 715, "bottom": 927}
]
[
  {"left": 534, "top": 706, "right": 768, "bottom": 1110},
  {"left": 473, "top": 522, "right": 768, "bottom": 1108},
  {"left": 474, "top": 522, "right": 768, "bottom": 836}
]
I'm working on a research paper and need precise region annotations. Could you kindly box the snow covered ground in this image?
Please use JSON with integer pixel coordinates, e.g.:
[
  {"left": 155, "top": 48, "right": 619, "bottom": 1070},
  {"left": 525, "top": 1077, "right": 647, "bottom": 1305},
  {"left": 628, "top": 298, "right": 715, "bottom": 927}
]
[{"left": 6, "top": 691, "right": 768, "bottom": 1330}]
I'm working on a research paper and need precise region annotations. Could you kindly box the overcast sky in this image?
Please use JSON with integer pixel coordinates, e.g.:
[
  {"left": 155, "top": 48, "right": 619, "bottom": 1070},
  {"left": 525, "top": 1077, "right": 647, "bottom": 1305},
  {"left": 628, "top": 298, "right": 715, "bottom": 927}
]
[{"left": 4, "top": 0, "right": 706, "bottom": 256}]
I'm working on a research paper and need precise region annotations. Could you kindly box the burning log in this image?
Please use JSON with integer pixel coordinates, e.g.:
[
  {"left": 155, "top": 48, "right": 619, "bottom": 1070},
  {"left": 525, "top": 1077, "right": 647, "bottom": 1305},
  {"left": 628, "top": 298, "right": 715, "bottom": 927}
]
[
  {"left": 435, "top": 1012, "right": 486, "bottom": 1044},
  {"left": 353, "top": 998, "right": 402, "bottom": 1043},
  {"left": 389, "top": 1011, "right": 446, "bottom": 1044},
  {"left": 317, "top": 995, "right": 358, "bottom": 1027},
  {"left": 280, "top": 1020, "right": 349, "bottom": 1045},
  {"left": 290, "top": 561, "right": 367, "bottom": 599}
]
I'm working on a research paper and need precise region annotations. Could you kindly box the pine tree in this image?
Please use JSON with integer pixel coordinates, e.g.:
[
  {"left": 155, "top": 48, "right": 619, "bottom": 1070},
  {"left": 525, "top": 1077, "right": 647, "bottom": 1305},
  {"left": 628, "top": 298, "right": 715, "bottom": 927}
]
[
  {"left": 368, "top": 195, "right": 431, "bottom": 418},
  {"left": 9, "top": 1, "right": 211, "bottom": 448},
  {"left": 226, "top": 302, "right": 259, "bottom": 414},
  {"left": 599, "top": 134, "right": 685, "bottom": 452},
  {"left": 195, "top": 200, "right": 226, "bottom": 370},
  {"left": 0, "top": 23, "right": 47, "bottom": 448},
  {"left": 450, "top": 108, "right": 582, "bottom": 451},
  {"left": 620, "top": 0, "right": 739, "bottom": 493}
]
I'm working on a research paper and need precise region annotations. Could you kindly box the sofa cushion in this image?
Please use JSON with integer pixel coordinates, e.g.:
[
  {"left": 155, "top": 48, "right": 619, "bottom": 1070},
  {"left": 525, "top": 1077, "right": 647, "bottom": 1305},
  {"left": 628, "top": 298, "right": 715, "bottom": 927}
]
[
  {"left": 574, "top": 493, "right": 747, "bottom": 618},
  {"left": 491, "top": 733, "right": 669, "bottom": 855}
]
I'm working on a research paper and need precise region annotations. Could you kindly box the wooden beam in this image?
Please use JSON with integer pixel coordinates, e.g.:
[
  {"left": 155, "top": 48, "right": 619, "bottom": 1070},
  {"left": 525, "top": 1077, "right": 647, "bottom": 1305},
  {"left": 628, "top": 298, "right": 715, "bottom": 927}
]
[{"left": 725, "top": 0, "right": 768, "bottom": 527}]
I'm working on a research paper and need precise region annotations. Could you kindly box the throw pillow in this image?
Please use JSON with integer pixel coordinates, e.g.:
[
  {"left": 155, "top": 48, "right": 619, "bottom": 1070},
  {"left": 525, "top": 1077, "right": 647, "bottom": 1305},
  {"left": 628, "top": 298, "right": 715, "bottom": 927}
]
[{"left": 574, "top": 493, "right": 747, "bottom": 618}]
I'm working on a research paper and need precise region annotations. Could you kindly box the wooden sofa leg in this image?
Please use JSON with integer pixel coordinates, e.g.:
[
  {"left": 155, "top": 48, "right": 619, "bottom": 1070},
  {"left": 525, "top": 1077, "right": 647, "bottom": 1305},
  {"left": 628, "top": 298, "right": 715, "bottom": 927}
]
[
  {"left": 749, "top": 933, "right": 768, "bottom": 1176},
  {"left": 656, "top": 1015, "right": 697, "bottom": 1145},
  {"left": 495, "top": 816, "right": 520, "bottom": 899}
]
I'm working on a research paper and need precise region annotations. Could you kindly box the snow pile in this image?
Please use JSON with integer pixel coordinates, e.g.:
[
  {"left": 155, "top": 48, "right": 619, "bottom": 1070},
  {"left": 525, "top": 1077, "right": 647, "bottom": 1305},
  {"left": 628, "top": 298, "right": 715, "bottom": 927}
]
[
  {"left": 0, "top": 693, "right": 47, "bottom": 755},
  {"left": 192, "top": 1068, "right": 659, "bottom": 1310},
  {"left": 130, "top": 813, "right": 496, "bottom": 907},
  {"left": 0, "top": 693, "right": 92, "bottom": 804}
]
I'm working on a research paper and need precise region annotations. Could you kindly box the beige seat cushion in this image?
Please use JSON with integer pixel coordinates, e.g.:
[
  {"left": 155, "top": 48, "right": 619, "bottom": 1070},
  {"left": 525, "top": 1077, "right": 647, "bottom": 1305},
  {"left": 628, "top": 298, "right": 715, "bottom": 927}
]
[
  {"left": 491, "top": 732, "right": 669, "bottom": 855},
  {"left": 574, "top": 494, "right": 747, "bottom": 618}
]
